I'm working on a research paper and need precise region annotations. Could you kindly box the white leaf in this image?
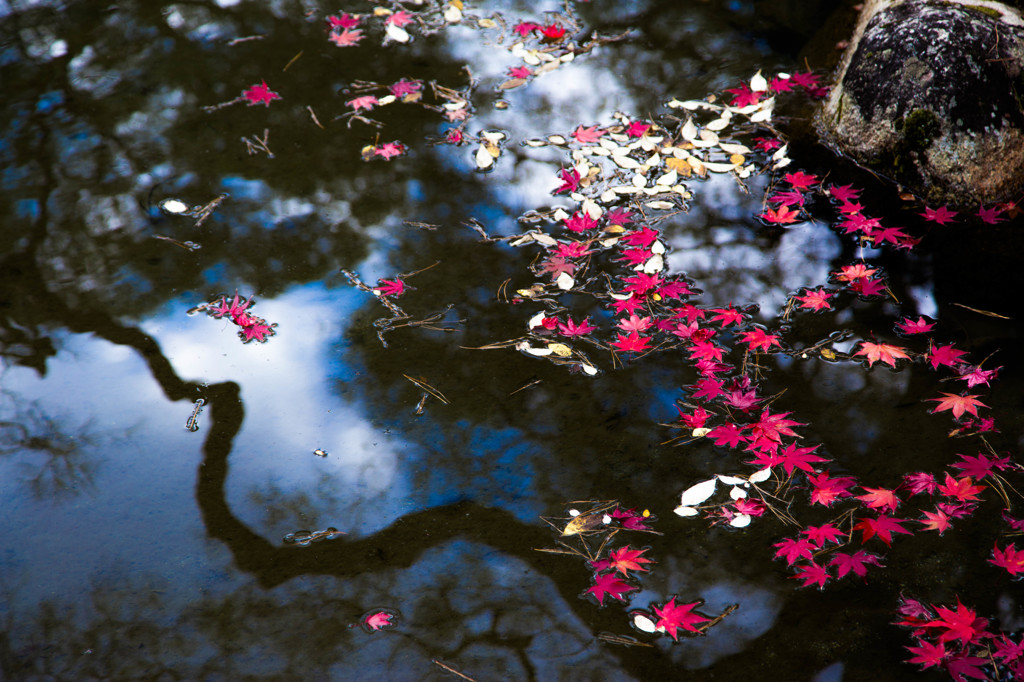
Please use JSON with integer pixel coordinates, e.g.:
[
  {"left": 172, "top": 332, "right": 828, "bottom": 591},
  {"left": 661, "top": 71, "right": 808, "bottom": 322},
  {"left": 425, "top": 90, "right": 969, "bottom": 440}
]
[
  {"left": 680, "top": 478, "right": 717, "bottom": 506},
  {"left": 673, "top": 505, "right": 700, "bottom": 517},
  {"left": 522, "top": 50, "right": 541, "bottom": 66},
  {"left": 642, "top": 254, "right": 663, "bottom": 273},
  {"left": 160, "top": 199, "right": 189, "bottom": 214},
  {"left": 581, "top": 363, "right": 598, "bottom": 376},
  {"left": 633, "top": 614, "right": 658, "bottom": 633},
  {"left": 552, "top": 208, "right": 570, "bottom": 221},
  {"left": 523, "top": 346, "right": 552, "bottom": 356},
  {"left": 717, "top": 475, "right": 746, "bottom": 485},
  {"left": 523, "top": 139, "right": 548, "bottom": 147},
  {"left": 692, "top": 427, "right": 712, "bottom": 437},
  {"left": 547, "top": 135, "right": 567, "bottom": 145},
  {"left": 443, "top": 5, "right": 462, "bottom": 22},
  {"left": 644, "top": 200, "right": 675, "bottom": 210},
  {"left": 377, "top": 95, "right": 396, "bottom": 106},
  {"left": 750, "top": 70, "right": 768, "bottom": 92},
  {"left": 385, "top": 23, "right": 411, "bottom": 43},
  {"left": 528, "top": 312, "right": 547, "bottom": 329},
  {"left": 730, "top": 513, "right": 752, "bottom": 528},
  {"left": 719, "top": 142, "right": 751, "bottom": 155},
  {"left": 582, "top": 199, "right": 602, "bottom": 219},
  {"left": 705, "top": 115, "right": 730, "bottom": 131},
  {"left": 475, "top": 145, "right": 495, "bottom": 170},
  {"left": 749, "top": 467, "right": 772, "bottom": 483},
  {"left": 555, "top": 272, "right": 574, "bottom": 290},
  {"left": 655, "top": 169, "right": 677, "bottom": 186},
  {"left": 481, "top": 130, "right": 506, "bottom": 144},
  {"left": 533, "top": 232, "right": 557, "bottom": 246},
  {"left": 730, "top": 486, "right": 747, "bottom": 499},
  {"left": 600, "top": 189, "right": 617, "bottom": 203},
  {"left": 612, "top": 155, "right": 640, "bottom": 170},
  {"left": 632, "top": 173, "right": 648, "bottom": 188},
  {"left": 650, "top": 240, "right": 666, "bottom": 254}
]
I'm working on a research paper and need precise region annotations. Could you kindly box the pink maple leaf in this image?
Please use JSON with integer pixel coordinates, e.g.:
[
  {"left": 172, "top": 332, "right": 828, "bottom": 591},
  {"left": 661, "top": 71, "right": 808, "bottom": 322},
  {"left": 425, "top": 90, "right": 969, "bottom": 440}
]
[
  {"left": 507, "top": 66, "right": 532, "bottom": 79},
  {"left": 563, "top": 212, "right": 597, "bottom": 233},
  {"left": 329, "top": 28, "right": 363, "bottom": 47},
  {"left": 553, "top": 167, "right": 580, "bottom": 194},
  {"left": 210, "top": 293, "right": 251, "bottom": 319},
  {"left": 237, "top": 318, "right": 275, "bottom": 343},
  {"left": 853, "top": 514, "right": 913, "bottom": 546},
  {"left": 807, "top": 471, "right": 856, "bottom": 507},
  {"left": 896, "top": 316, "right": 935, "bottom": 335},
  {"left": 724, "top": 82, "right": 761, "bottom": 108},
  {"left": 242, "top": 81, "right": 281, "bottom": 107},
  {"left": 374, "top": 142, "right": 406, "bottom": 160},
  {"left": 389, "top": 78, "right": 422, "bottom": 97},
  {"left": 387, "top": 10, "right": 414, "bottom": 27},
  {"left": 625, "top": 120, "right": 651, "bottom": 137},
  {"left": 572, "top": 124, "right": 606, "bottom": 144},
  {"left": 374, "top": 278, "right": 406, "bottom": 297},
  {"left": 927, "top": 344, "right": 967, "bottom": 370},
  {"left": 557, "top": 316, "right": 596, "bottom": 337},
  {"left": 928, "top": 392, "right": 987, "bottom": 420},
  {"left": 512, "top": 21, "right": 540, "bottom": 37},
  {"left": 828, "top": 184, "right": 862, "bottom": 203},
  {"left": 653, "top": 597, "right": 709, "bottom": 639},
  {"left": 708, "top": 422, "right": 746, "bottom": 448},
  {"left": 347, "top": 95, "right": 378, "bottom": 111},
  {"left": 361, "top": 609, "right": 398, "bottom": 632},
  {"left": 327, "top": 13, "right": 360, "bottom": 29},
  {"left": 905, "top": 640, "right": 947, "bottom": 670},
  {"left": 617, "top": 314, "right": 653, "bottom": 333},
  {"left": 783, "top": 170, "right": 818, "bottom": 190},
  {"left": 991, "top": 543, "right": 1024, "bottom": 577},
  {"left": 830, "top": 550, "right": 883, "bottom": 579},
  {"left": 773, "top": 537, "right": 816, "bottom": 565},
  {"left": 791, "top": 561, "right": 830, "bottom": 589},
  {"left": 802, "top": 523, "right": 845, "bottom": 547},
  {"left": 795, "top": 288, "right": 833, "bottom": 311},
  {"left": 977, "top": 204, "right": 1006, "bottom": 224}
]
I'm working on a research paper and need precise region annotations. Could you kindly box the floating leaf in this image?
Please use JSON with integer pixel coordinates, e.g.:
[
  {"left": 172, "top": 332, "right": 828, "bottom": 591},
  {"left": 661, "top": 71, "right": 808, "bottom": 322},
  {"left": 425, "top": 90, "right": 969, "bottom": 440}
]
[
  {"left": 680, "top": 478, "right": 717, "bottom": 506},
  {"left": 674, "top": 505, "right": 700, "bottom": 517}
]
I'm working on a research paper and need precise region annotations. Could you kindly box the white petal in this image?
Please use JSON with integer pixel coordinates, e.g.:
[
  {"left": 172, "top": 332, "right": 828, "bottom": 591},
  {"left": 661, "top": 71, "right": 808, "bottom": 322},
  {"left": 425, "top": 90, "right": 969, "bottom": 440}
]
[
  {"left": 673, "top": 505, "right": 700, "bottom": 517},
  {"left": 528, "top": 312, "right": 547, "bottom": 329},
  {"left": 750, "top": 70, "right": 768, "bottom": 92},
  {"left": 730, "top": 514, "right": 752, "bottom": 528},
  {"left": 680, "top": 478, "right": 717, "bottom": 506},
  {"left": 717, "top": 475, "right": 745, "bottom": 485},
  {"left": 555, "top": 272, "right": 574, "bottom": 290},
  {"left": 749, "top": 467, "right": 772, "bottom": 483},
  {"left": 633, "top": 614, "right": 658, "bottom": 633},
  {"left": 475, "top": 145, "right": 495, "bottom": 169},
  {"left": 730, "top": 486, "right": 747, "bottom": 499},
  {"left": 385, "top": 23, "right": 411, "bottom": 43},
  {"left": 160, "top": 199, "right": 189, "bottom": 214}
]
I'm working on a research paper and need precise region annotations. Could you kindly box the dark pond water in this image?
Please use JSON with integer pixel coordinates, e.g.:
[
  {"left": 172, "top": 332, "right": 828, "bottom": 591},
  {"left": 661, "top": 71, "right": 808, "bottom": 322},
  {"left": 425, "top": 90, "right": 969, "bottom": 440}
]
[{"left": 2, "top": 1, "right": 1023, "bottom": 680}]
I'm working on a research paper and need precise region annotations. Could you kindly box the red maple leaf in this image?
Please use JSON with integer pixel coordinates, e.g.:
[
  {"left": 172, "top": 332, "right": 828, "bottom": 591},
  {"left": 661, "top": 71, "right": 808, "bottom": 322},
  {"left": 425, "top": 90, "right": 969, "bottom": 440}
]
[
  {"left": 653, "top": 597, "right": 709, "bottom": 639},
  {"left": 768, "top": 189, "right": 806, "bottom": 206},
  {"left": 242, "top": 80, "right": 281, "bottom": 107},
  {"left": 347, "top": 95, "right": 378, "bottom": 111},
  {"left": 625, "top": 120, "right": 651, "bottom": 137},
  {"left": 708, "top": 422, "right": 746, "bottom": 448},
  {"left": 606, "top": 546, "right": 653, "bottom": 576},
  {"left": 789, "top": 71, "right": 821, "bottom": 89},
  {"left": 951, "top": 452, "right": 1010, "bottom": 479},
  {"left": 795, "top": 288, "right": 833, "bottom": 311},
  {"left": 236, "top": 315, "right": 276, "bottom": 343},
  {"left": 688, "top": 340, "right": 725, "bottom": 362},
  {"left": 919, "top": 508, "right": 953, "bottom": 534},
  {"left": 837, "top": 212, "right": 882, "bottom": 235},
  {"left": 978, "top": 204, "right": 1006, "bottom": 224},
  {"left": 389, "top": 78, "right": 422, "bottom": 97},
  {"left": 760, "top": 204, "right": 801, "bottom": 224},
  {"left": 619, "top": 226, "right": 660, "bottom": 248},
  {"left": 807, "top": 471, "right": 856, "bottom": 507},
  {"left": 870, "top": 224, "right": 910, "bottom": 247},
  {"left": 854, "top": 341, "right": 910, "bottom": 368},
  {"left": 828, "top": 184, "right": 862, "bottom": 203},
  {"left": 905, "top": 640, "right": 947, "bottom": 669},
  {"left": 853, "top": 514, "right": 913, "bottom": 546},
  {"left": 896, "top": 316, "right": 935, "bottom": 335},
  {"left": 802, "top": 523, "right": 845, "bottom": 547},
  {"left": 374, "top": 142, "right": 406, "bottom": 160},
  {"left": 923, "top": 599, "right": 989, "bottom": 646},
  {"left": 830, "top": 550, "right": 883, "bottom": 579},
  {"left": 539, "top": 23, "right": 566, "bottom": 40},
  {"left": 607, "top": 295, "right": 645, "bottom": 315},
  {"left": 327, "top": 13, "right": 360, "bottom": 29},
  {"left": 690, "top": 377, "right": 725, "bottom": 401},
  {"left": 553, "top": 167, "right": 580, "bottom": 194},
  {"left": 677, "top": 406, "right": 711, "bottom": 429},
  {"left": 210, "top": 293, "right": 251, "bottom": 319},
  {"left": 783, "top": 170, "right": 818, "bottom": 190},
  {"left": 833, "top": 263, "right": 878, "bottom": 281},
  {"left": 621, "top": 272, "right": 663, "bottom": 297},
  {"left": 374, "top": 278, "right": 406, "bottom": 297},
  {"left": 927, "top": 344, "right": 968, "bottom": 370},
  {"left": 586, "top": 572, "right": 636, "bottom": 605},
  {"left": 937, "top": 473, "right": 985, "bottom": 502},
  {"left": 563, "top": 212, "right": 598, "bottom": 233},
  {"left": 387, "top": 10, "right": 414, "bottom": 27},
  {"left": 848, "top": 277, "right": 887, "bottom": 297},
  {"left": 557, "top": 316, "right": 596, "bottom": 337},
  {"left": 610, "top": 331, "right": 651, "bottom": 353},
  {"left": 778, "top": 442, "right": 828, "bottom": 476},
  {"left": 921, "top": 205, "right": 958, "bottom": 225},
  {"left": 512, "top": 21, "right": 540, "bottom": 36},
  {"left": 991, "top": 543, "right": 1024, "bottom": 577},
  {"left": 551, "top": 240, "right": 592, "bottom": 259},
  {"left": 856, "top": 486, "right": 901, "bottom": 513},
  {"left": 904, "top": 472, "right": 938, "bottom": 496},
  {"left": 753, "top": 136, "right": 783, "bottom": 152},
  {"left": 709, "top": 305, "right": 744, "bottom": 327},
  {"left": 791, "top": 561, "right": 830, "bottom": 589},
  {"left": 507, "top": 65, "right": 532, "bottom": 79},
  {"left": 773, "top": 537, "right": 816, "bottom": 565},
  {"left": 740, "top": 328, "right": 783, "bottom": 352},
  {"left": 656, "top": 279, "right": 695, "bottom": 300},
  {"left": 724, "top": 81, "right": 761, "bottom": 107},
  {"left": 749, "top": 409, "right": 805, "bottom": 447},
  {"left": 572, "top": 124, "right": 606, "bottom": 144},
  {"left": 928, "top": 393, "right": 987, "bottom": 420},
  {"left": 617, "top": 314, "right": 653, "bottom": 333},
  {"left": 329, "top": 28, "right": 363, "bottom": 47},
  {"left": 769, "top": 75, "right": 795, "bottom": 92}
]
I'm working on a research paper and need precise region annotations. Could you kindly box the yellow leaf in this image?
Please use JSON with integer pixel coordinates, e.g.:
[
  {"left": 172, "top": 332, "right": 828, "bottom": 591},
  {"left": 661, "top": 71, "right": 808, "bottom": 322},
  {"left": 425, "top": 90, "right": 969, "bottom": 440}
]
[{"left": 729, "top": 154, "right": 745, "bottom": 165}]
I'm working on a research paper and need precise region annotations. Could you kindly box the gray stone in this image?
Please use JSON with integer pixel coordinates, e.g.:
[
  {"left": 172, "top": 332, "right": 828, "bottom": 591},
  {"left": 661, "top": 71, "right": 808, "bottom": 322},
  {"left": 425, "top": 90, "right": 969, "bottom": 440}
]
[{"left": 816, "top": 0, "right": 1024, "bottom": 208}]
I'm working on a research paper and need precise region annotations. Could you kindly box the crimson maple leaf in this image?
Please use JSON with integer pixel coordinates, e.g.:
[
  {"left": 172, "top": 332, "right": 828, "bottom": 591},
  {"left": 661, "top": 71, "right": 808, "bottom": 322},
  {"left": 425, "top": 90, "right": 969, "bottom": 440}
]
[
  {"left": 937, "top": 473, "right": 985, "bottom": 502},
  {"left": 507, "top": 65, "right": 532, "bottom": 79},
  {"left": 828, "top": 184, "right": 862, "bottom": 203},
  {"left": 921, "top": 205, "right": 958, "bottom": 225},
  {"left": 557, "top": 316, "right": 596, "bottom": 337},
  {"left": 625, "top": 120, "right": 651, "bottom": 137},
  {"left": 724, "top": 82, "right": 761, "bottom": 107},
  {"left": 512, "top": 21, "right": 540, "bottom": 36},
  {"left": 389, "top": 78, "right": 422, "bottom": 97},
  {"left": 610, "top": 331, "right": 651, "bottom": 353},
  {"left": 795, "top": 288, "right": 832, "bottom": 311},
  {"left": 553, "top": 167, "right": 580, "bottom": 194},
  {"left": 807, "top": 471, "right": 856, "bottom": 507},
  {"left": 690, "top": 377, "right": 725, "bottom": 401},
  {"left": 242, "top": 80, "right": 281, "bottom": 107},
  {"left": 607, "top": 295, "right": 645, "bottom": 315},
  {"left": 329, "top": 28, "right": 363, "bottom": 47},
  {"left": 760, "top": 204, "right": 801, "bottom": 224},
  {"left": 956, "top": 364, "right": 1000, "bottom": 388},
  {"left": 563, "top": 212, "right": 597, "bottom": 232},
  {"left": 740, "top": 328, "right": 782, "bottom": 352},
  {"left": 327, "top": 13, "right": 360, "bottom": 29},
  {"left": 896, "top": 316, "right": 935, "bottom": 335},
  {"left": 688, "top": 340, "right": 725, "bottom": 362},
  {"left": 854, "top": 341, "right": 910, "bottom": 368},
  {"left": 572, "top": 124, "right": 606, "bottom": 144},
  {"left": 768, "top": 189, "right": 806, "bottom": 206},
  {"left": 848, "top": 277, "right": 887, "bottom": 297},
  {"left": 653, "top": 597, "right": 709, "bottom": 639},
  {"left": 387, "top": 10, "right": 414, "bottom": 27},
  {"left": 905, "top": 640, "right": 947, "bottom": 669},
  {"left": 749, "top": 409, "right": 805, "bottom": 447},
  {"left": 606, "top": 546, "right": 653, "bottom": 577},
  {"left": 374, "top": 142, "right": 406, "bottom": 160},
  {"left": 374, "top": 278, "right": 405, "bottom": 297},
  {"left": 619, "top": 226, "right": 660, "bottom": 248},
  {"left": 236, "top": 315, "right": 276, "bottom": 343},
  {"left": 991, "top": 543, "right": 1024, "bottom": 577},
  {"left": 778, "top": 442, "right": 828, "bottom": 476},
  {"left": 928, "top": 392, "right": 987, "bottom": 420},
  {"left": 621, "top": 272, "right": 662, "bottom": 296},
  {"left": 837, "top": 212, "right": 882, "bottom": 234},
  {"left": 830, "top": 550, "right": 883, "bottom": 579},
  {"left": 585, "top": 572, "right": 636, "bottom": 605},
  {"left": 978, "top": 204, "right": 1006, "bottom": 224},
  {"left": 802, "top": 523, "right": 845, "bottom": 547},
  {"left": 539, "top": 23, "right": 566, "bottom": 40},
  {"left": 791, "top": 561, "right": 830, "bottom": 589},
  {"left": 923, "top": 599, "right": 989, "bottom": 646},
  {"left": 784, "top": 170, "right": 818, "bottom": 189},
  {"left": 789, "top": 71, "right": 821, "bottom": 89},
  {"left": 854, "top": 514, "right": 913, "bottom": 546},
  {"left": 904, "top": 472, "right": 938, "bottom": 496},
  {"left": 773, "top": 537, "right": 816, "bottom": 565},
  {"left": 927, "top": 344, "right": 967, "bottom": 370},
  {"left": 919, "top": 508, "right": 953, "bottom": 534},
  {"left": 210, "top": 293, "right": 251, "bottom": 319},
  {"left": 709, "top": 305, "right": 744, "bottom": 327},
  {"left": 753, "top": 136, "right": 783, "bottom": 152},
  {"left": 951, "top": 452, "right": 1009, "bottom": 479},
  {"left": 617, "top": 314, "right": 653, "bottom": 333},
  {"left": 708, "top": 423, "right": 746, "bottom": 448},
  {"left": 656, "top": 280, "right": 695, "bottom": 299},
  {"left": 856, "top": 486, "right": 901, "bottom": 513}
]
